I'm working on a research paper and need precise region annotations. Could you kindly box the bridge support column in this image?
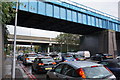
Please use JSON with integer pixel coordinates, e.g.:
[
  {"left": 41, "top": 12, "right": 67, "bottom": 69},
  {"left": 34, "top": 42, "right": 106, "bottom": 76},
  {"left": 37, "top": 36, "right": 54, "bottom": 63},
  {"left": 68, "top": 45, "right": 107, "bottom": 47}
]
[
  {"left": 80, "top": 30, "right": 117, "bottom": 57},
  {"left": 47, "top": 46, "right": 50, "bottom": 53},
  {"left": 116, "top": 32, "right": 120, "bottom": 56}
]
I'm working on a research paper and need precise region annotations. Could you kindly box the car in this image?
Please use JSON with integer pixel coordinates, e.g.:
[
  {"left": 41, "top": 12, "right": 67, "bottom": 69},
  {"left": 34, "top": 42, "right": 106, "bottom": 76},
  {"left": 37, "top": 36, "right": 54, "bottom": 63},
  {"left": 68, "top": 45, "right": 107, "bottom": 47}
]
[
  {"left": 91, "top": 53, "right": 113, "bottom": 61},
  {"left": 46, "top": 61, "right": 116, "bottom": 80},
  {"left": 23, "top": 53, "right": 38, "bottom": 65},
  {"left": 17, "top": 55, "right": 21, "bottom": 60},
  {"left": 76, "top": 51, "right": 90, "bottom": 59},
  {"left": 20, "top": 55, "right": 24, "bottom": 61},
  {"left": 116, "top": 56, "right": 120, "bottom": 60},
  {"left": 73, "top": 54, "right": 86, "bottom": 61},
  {"left": 61, "top": 55, "right": 76, "bottom": 62},
  {"left": 32, "top": 56, "right": 57, "bottom": 73},
  {"left": 98, "top": 59, "right": 120, "bottom": 79},
  {"left": 103, "top": 54, "right": 113, "bottom": 59},
  {"left": 48, "top": 53, "right": 62, "bottom": 63}
]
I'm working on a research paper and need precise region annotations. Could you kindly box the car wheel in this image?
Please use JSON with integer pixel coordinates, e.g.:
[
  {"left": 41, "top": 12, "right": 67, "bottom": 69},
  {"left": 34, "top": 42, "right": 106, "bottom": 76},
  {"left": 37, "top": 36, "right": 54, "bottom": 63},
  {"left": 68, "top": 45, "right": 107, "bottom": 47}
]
[
  {"left": 32, "top": 66, "right": 34, "bottom": 72},
  {"left": 32, "top": 66, "right": 36, "bottom": 74},
  {"left": 46, "top": 75, "right": 50, "bottom": 80},
  {"left": 34, "top": 68, "right": 39, "bottom": 74},
  {"left": 23, "top": 61, "right": 27, "bottom": 66}
]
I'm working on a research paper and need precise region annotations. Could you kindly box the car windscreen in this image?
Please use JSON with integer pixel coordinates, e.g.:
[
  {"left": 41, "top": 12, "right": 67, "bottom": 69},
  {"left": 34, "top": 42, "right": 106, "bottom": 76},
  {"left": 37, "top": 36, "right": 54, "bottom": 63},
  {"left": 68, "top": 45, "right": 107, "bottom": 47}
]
[
  {"left": 83, "top": 66, "right": 112, "bottom": 78},
  {"left": 28, "top": 54, "right": 37, "bottom": 57},
  {"left": 41, "top": 58, "right": 54, "bottom": 64}
]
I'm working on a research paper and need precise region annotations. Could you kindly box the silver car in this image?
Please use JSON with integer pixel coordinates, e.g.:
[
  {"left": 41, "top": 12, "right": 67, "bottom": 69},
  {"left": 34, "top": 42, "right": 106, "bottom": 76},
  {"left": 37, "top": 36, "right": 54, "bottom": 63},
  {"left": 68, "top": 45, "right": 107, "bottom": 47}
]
[{"left": 46, "top": 61, "right": 116, "bottom": 80}]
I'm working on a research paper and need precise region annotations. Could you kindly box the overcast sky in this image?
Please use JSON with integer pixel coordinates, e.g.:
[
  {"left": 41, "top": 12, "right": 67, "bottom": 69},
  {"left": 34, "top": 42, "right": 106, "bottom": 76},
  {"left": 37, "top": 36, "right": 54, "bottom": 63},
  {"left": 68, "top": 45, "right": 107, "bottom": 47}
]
[{"left": 8, "top": 0, "right": 120, "bottom": 38}]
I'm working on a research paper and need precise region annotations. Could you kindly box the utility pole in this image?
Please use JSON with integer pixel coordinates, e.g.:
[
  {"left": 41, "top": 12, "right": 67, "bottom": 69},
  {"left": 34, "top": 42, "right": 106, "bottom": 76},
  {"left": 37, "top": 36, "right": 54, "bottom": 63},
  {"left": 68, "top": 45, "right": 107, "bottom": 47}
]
[{"left": 12, "top": 1, "right": 18, "bottom": 79}]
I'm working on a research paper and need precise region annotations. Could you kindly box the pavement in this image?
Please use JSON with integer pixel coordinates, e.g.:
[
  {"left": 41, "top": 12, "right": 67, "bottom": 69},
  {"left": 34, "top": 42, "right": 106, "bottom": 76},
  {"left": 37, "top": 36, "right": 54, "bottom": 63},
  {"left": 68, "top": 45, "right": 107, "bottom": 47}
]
[{"left": 2, "top": 57, "right": 28, "bottom": 80}]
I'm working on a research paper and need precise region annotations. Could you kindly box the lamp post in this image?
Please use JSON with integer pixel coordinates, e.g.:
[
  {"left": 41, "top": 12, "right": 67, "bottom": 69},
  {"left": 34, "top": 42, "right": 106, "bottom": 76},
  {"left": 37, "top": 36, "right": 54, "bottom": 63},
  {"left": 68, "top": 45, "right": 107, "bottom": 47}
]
[{"left": 12, "top": 0, "right": 18, "bottom": 79}]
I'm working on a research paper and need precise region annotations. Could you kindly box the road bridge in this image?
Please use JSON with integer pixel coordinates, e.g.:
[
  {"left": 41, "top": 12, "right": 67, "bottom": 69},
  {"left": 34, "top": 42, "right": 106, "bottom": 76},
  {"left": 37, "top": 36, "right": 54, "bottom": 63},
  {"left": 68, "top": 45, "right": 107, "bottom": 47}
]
[{"left": 8, "top": 34, "right": 57, "bottom": 44}]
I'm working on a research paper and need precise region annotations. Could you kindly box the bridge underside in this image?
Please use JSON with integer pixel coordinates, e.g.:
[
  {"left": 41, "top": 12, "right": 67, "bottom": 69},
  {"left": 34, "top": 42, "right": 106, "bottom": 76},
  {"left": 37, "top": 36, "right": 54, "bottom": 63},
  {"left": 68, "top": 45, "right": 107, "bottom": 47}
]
[
  {"left": 9, "top": 10, "right": 120, "bottom": 56},
  {"left": 10, "top": 10, "right": 104, "bottom": 35}
]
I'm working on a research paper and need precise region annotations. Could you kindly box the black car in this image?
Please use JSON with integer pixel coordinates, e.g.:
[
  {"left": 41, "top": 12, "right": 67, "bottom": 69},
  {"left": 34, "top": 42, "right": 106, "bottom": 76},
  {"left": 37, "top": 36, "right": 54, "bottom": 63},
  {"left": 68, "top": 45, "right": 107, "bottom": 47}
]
[
  {"left": 32, "top": 56, "right": 56, "bottom": 73},
  {"left": 17, "top": 55, "right": 24, "bottom": 61},
  {"left": 98, "top": 59, "right": 120, "bottom": 80},
  {"left": 91, "top": 53, "right": 113, "bottom": 61}
]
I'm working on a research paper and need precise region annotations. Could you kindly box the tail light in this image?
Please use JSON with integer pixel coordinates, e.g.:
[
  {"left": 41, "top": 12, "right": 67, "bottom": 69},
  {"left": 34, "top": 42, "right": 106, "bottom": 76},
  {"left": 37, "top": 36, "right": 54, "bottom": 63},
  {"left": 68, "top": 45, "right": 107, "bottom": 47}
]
[
  {"left": 76, "top": 68, "right": 86, "bottom": 78},
  {"left": 105, "top": 56, "right": 108, "bottom": 58},
  {"left": 104, "top": 66, "right": 112, "bottom": 73},
  {"left": 38, "top": 63, "right": 44, "bottom": 66},
  {"left": 76, "top": 58, "right": 79, "bottom": 60},
  {"left": 64, "top": 60, "right": 67, "bottom": 62},
  {"left": 52, "top": 62, "right": 56, "bottom": 64},
  {"left": 26, "top": 58, "right": 29, "bottom": 60},
  {"left": 91, "top": 66, "right": 98, "bottom": 68}
]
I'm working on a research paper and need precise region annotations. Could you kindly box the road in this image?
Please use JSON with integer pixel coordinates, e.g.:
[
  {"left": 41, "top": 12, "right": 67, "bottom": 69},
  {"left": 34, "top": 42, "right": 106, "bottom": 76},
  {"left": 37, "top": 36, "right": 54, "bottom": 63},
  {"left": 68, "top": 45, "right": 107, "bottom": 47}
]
[{"left": 18, "top": 61, "right": 46, "bottom": 79}]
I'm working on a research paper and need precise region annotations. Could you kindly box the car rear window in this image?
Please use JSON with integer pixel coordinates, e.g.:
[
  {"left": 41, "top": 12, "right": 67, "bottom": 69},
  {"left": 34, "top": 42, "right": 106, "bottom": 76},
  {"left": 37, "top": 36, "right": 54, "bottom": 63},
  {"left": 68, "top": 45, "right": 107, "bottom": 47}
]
[
  {"left": 74, "top": 55, "right": 83, "bottom": 58},
  {"left": 64, "top": 56, "right": 74, "bottom": 59},
  {"left": 41, "top": 58, "right": 54, "bottom": 64},
  {"left": 28, "top": 54, "right": 37, "bottom": 57},
  {"left": 83, "top": 66, "right": 112, "bottom": 78}
]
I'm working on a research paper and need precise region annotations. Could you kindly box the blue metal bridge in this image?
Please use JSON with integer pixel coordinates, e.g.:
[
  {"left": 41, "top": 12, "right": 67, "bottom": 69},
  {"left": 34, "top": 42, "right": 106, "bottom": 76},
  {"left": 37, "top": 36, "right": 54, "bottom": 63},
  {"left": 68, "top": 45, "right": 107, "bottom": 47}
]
[
  {"left": 8, "top": 0, "right": 120, "bottom": 56},
  {"left": 10, "top": 0, "right": 120, "bottom": 35}
]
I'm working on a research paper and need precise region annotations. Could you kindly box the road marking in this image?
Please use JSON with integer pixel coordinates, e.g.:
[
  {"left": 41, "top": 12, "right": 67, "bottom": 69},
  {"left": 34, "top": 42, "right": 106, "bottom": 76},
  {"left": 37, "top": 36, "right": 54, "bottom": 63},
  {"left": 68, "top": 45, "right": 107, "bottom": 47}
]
[{"left": 18, "top": 61, "right": 38, "bottom": 80}]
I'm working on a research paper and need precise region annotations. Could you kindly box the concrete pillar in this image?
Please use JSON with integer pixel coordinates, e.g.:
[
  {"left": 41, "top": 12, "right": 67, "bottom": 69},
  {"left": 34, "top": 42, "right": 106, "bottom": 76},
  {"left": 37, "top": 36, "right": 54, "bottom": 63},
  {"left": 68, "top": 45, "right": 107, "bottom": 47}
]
[
  {"left": 80, "top": 30, "right": 117, "bottom": 57},
  {"left": 47, "top": 46, "right": 50, "bottom": 53},
  {"left": 108, "top": 30, "right": 117, "bottom": 57}
]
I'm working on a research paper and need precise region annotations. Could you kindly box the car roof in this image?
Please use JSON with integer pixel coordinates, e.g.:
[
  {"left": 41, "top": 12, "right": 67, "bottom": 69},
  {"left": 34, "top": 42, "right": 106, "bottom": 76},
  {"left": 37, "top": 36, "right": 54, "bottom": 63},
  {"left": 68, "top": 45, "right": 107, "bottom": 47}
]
[
  {"left": 25, "top": 53, "right": 37, "bottom": 55},
  {"left": 101, "top": 59, "right": 119, "bottom": 62},
  {"left": 103, "top": 54, "right": 112, "bottom": 55},
  {"left": 60, "top": 61, "right": 102, "bottom": 69},
  {"left": 37, "top": 56, "right": 52, "bottom": 59}
]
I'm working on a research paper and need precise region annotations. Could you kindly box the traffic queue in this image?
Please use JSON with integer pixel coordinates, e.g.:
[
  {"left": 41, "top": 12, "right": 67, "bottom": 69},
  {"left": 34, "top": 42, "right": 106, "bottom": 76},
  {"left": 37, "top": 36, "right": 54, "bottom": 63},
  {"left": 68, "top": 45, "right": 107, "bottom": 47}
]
[{"left": 17, "top": 51, "right": 120, "bottom": 80}]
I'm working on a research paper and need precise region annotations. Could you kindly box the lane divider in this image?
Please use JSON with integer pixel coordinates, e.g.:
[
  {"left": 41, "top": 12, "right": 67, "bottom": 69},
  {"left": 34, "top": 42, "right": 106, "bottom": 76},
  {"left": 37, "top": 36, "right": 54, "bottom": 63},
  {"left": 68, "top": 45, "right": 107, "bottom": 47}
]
[{"left": 18, "top": 61, "right": 38, "bottom": 80}]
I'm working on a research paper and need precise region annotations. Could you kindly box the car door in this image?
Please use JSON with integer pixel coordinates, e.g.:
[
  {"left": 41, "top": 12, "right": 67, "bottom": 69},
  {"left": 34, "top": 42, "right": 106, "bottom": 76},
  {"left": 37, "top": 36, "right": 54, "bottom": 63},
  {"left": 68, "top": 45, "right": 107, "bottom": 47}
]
[
  {"left": 49, "top": 64, "right": 64, "bottom": 80},
  {"left": 61, "top": 65, "right": 81, "bottom": 80}
]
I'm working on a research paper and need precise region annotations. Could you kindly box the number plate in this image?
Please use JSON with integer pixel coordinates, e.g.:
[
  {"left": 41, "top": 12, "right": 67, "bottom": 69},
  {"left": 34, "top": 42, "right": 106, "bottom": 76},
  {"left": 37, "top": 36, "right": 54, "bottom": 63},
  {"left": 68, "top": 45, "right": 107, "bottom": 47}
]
[{"left": 45, "top": 68, "right": 52, "bottom": 70}]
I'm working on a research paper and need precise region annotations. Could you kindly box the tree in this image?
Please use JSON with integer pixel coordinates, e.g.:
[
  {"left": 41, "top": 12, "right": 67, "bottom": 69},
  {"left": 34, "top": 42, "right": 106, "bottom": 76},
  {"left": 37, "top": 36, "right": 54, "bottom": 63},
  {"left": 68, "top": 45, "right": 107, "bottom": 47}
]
[
  {"left": 56, "top": 33, "right": 80, "bottom": 52},
  {"left": 0, "top": 2, "right": 15, "bottom": 54},
  {"left": 1, "top": 2, "right": 15, "bottom": 23}
]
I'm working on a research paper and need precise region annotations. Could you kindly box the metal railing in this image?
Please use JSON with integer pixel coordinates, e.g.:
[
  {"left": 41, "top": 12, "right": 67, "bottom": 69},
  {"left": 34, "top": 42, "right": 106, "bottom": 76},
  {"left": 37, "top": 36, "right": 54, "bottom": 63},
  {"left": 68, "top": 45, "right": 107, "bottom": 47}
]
[{"left": 56, "top": 0, "right": 120, "bottom": 21}]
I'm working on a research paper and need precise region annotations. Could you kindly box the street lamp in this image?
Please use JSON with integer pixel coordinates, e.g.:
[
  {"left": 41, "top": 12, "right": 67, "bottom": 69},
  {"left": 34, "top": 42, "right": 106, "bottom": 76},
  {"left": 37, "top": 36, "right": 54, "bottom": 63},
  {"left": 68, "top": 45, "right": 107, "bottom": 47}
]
[{"left": 12, "top": 0, "right": 18, "bottom": 79}]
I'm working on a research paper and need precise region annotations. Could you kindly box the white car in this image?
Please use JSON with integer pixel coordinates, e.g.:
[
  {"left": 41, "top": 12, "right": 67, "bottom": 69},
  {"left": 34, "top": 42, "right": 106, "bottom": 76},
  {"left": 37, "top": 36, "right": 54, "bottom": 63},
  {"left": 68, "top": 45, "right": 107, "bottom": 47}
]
[
  {"left": 116, "top": 56, "right": 120, "bottom": 60},
  {"left": 23, "top": 53, "right": 38, "bottom": 65}
]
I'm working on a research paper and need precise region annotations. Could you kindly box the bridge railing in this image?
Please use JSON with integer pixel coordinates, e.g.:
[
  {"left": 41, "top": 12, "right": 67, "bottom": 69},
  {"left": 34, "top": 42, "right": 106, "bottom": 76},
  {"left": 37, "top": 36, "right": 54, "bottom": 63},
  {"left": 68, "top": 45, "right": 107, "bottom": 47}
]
[
  {"left": 52, "top": 0, "right": 119, "bottom": 21},
  {"left": 59, "top": 0, "right": 119, "bottom": 21}
]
